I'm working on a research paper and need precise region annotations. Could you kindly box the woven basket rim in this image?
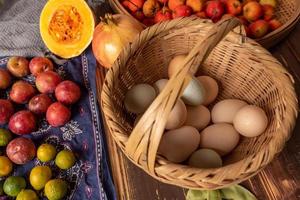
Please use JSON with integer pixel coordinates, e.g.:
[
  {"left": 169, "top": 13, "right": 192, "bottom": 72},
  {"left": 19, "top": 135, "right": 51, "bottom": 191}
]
[{"left": 101, "top": 17, "right": 298, "bottom": 189}]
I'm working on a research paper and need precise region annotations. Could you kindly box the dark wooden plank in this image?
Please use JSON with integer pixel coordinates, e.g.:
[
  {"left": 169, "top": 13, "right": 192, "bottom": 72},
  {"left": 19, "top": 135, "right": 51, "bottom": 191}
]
[{"left": 96, "top": 21, "right": 300, "bottom": 200}]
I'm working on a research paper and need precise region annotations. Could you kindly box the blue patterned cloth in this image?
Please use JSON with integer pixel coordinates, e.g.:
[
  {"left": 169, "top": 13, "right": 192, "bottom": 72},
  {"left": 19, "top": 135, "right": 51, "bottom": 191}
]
[{"left": 0, "top": 47, "right": 116, "bottom": 200}]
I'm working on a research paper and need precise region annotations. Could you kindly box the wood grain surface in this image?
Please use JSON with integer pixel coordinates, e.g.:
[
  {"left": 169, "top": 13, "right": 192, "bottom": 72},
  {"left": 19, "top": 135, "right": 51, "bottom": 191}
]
[{"left": 96, "top": 22, "right": 300, "bottom": 200}]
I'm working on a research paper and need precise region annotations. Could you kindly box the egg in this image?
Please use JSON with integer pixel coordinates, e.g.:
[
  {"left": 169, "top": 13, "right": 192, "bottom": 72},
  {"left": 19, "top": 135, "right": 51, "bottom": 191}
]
[
  {"left": 184, "top": 105, "right": 210, "bottom": 130},
  {"left": 166, "top": 99, "right": 187, "bottom": 130},
  {"left": 158, "top": 126, "right": 200, "bottom": 163},
  {"left": 200, "top": 123, "right": 240, "bottom": 156},
  {"left": 211, "top": 99, "right": 248, "bottom": 124},
  {"left": 188, "top": 149, "right": 222, "bottom": 168},
  {"left": 182, "top": 76, "right": 206, "bottom": 106},
  {"left": 168, "top": 54, "right": 187, "bottom": 78},
  {"left": 197, "top": 76, "right": 219, "bottom": 105},
  {"left": 124, "top": 84, "right": 156, "bottom": 114},
  {"left": 233, "top": 105, "right": 268, "bottom": 137},
  {"left": 153, "top": 79, "right": 168, "bottom": 94}
]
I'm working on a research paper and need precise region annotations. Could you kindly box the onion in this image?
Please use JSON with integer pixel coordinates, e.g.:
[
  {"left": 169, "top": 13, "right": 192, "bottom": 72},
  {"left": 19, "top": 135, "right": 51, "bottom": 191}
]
[{"left": 92, "top": 14, "right": 143, "bottom": 68}]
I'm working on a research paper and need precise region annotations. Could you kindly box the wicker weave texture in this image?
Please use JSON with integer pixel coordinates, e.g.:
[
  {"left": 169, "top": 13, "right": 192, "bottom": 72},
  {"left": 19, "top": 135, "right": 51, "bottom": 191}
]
[{"left": 101, "top": 17, "right": 298, "bottom": 189}]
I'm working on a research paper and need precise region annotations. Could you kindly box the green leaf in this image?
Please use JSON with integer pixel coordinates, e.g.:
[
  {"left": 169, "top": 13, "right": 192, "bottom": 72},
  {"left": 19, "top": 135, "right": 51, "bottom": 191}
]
[
  {"left": 208, "top": 190, "right": 222, "bottom": 200},
  {"left": 186, "top": 190, "right": 222, "bottom": 200},
  {"left": 186, "top": 190, "right": 208, "bottom": 200},
  {"left": 220, "top": 185, "right": 257, "bottom": 200}
]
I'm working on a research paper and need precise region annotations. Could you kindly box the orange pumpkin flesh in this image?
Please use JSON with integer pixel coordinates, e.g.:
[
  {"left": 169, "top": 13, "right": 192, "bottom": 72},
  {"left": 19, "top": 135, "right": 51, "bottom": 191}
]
[{"left": 40, "top": 0, "right": 95, "bottom": 59}]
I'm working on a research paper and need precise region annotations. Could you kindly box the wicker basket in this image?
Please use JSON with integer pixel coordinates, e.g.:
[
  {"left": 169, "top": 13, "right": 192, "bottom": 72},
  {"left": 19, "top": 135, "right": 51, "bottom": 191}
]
[
  {"left": 101, "top": 17, "right": 298, "bottom": 189},
  {"left": 108, "top": 0, "right": 300, "bottom": 48}
]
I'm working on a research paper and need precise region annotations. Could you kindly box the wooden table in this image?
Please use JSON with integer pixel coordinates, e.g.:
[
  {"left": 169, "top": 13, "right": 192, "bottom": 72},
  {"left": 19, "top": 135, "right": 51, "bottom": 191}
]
[{"left": 96, "top": 22, "right": 300, "bottom": 200}]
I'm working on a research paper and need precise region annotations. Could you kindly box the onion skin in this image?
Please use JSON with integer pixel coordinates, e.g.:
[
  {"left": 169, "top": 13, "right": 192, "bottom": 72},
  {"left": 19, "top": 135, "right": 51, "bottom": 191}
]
[{"left": 92, "top": 14, "right": 143, "bottom": 68}]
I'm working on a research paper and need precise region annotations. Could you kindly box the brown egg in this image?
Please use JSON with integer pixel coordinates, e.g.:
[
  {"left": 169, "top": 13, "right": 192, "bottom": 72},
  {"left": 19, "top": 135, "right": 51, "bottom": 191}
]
[
  {"left": 168, "top": 54, "right": 187, "bottom": 78},
  {"left": 166, "top": 99, "right": 187, "bottom": 130},
  {"left": 188, "top": 149, "right": 222, "bottom": 169},
  {"left": 211, "top": 99, "right": 248, "bottom": 124},
  {"left": 197, "top": 76, "right": 219, "bottom": 105},
  {"left": 153, "top": 79, "right": 168, "bottom": 94},
  {"left": 233, "top": 105, "right": 268, "bottom": 137},
  {"left": 184, "top": 105, "right": 210, "bottom": 130},
  {"left": 200, "top": 123, "right": 240, "bottom": 156},
  {"left": 158, "top": 126, "right": 200, "bottom": 163}
]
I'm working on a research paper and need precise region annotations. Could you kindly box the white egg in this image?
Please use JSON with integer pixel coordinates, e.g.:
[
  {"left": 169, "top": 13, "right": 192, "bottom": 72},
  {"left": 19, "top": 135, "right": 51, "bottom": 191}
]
[
  {"left": 158, "top": 126, "right": 200, "bottom": 163},
  {"left": 153, "top": 79, "right": 168, "bottom": 94},
  {"left": 184, "top": 105, "right": 210, "bottom": 130},
  {"left": 188, "top": 149, "right": 222, "bottom": 168},
  {"left": 124, "top": 84, "right": 156, "bottom": 114},
  {"left": 233, "top": 105, "right": 268, "bottom": 137},
  {"left": 182, "top": 76, "right": 206, "bottom": 106},
  {"left": 211, "top": 99, "right": 248, "bottom": 124},
  {"left": 197, "top": 76, "right": 219, "bottom": 106},
  {"left": 200, "top": 123, "right": 240, "bottom": 156},
  {"left": 168, "top": 54, "right": 187, "bottom": 78},
  {"left": 165, "top": 99, "right": 187, "bottom": 130}
]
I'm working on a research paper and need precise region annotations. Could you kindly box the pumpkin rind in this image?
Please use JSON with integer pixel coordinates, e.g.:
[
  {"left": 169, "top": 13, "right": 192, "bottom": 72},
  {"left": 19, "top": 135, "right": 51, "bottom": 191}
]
[{"left": 40, "top": 0, "right": 95, "bottom": 58}]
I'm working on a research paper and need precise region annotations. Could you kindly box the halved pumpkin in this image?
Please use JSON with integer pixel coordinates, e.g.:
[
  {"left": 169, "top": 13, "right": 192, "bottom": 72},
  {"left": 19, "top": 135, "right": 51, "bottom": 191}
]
[{"left": 40, "top": 0, "right": 95, "bottom": 58}]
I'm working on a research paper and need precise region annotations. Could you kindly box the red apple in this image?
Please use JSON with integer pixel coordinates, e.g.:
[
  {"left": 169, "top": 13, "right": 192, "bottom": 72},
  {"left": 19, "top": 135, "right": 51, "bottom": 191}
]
[
  {"left": 122, "top": 0, "right": 144, "bottom": 12},
  {"left": 122, "top": 1, "right": 134, "bottom": 11},
  {"left": 262, "top": 5, "right": 274, "bottom": 21},
  {"left": 205, "top": 0, "right": 225, "bottom": 22},
  {"left": 243, "top": 1, "right": 263, "bottom": 22},
  {"left": 0, "top": 68, "right": 12, "bottom": 89},
  {"left": 8, "top": 110, "right": 36, "bottom": 135},
  {"left": 154, "top": 9, "right": 172, "bottom": 23},
  {"left": 0, "top": 99, "right": 14, "bottom": 125},
  {"left": 238, "top": 15, "right": 250, "bottom": 26},
  {"left": 46, "top": 102, "right": 71, "bottom": 127},
  {"left": 7, "top": 56, "right": 29, "bottom": 78},
  {"left": 244, "top": 25, "right": 252, "bottom": 37},
  {"left": 142, "top": 18, "right": 155, "bottom": 26},
  {"left": 36, "top": 71, "right": 62, "bottom": 94},
  {"left": 29, "top": 57, "right": 54, "bottom": 77},
  {"left": 9, "top": 81, "right": 36, "bottom": 104},
  {"left": 242, "top": 0, "right": 258, "bottom": 6},
  {"left": 168, "top": 0, "right": 185, "bottom": 11},
  {"left": 186, "top": 0, "right": 205, "bottom": 13},
  {"left": 173, "top": 5, "right": 193, "bottom": 18},
  {"left": 55, "top": 81, "right": 81, "bottom": 105},
  {"left": 195, "top": 11, "right": 207, "bottom": 18},
  {"left": 132, "top": 10, "right": 145, "bottom": 21},
  {"left": 268, "top": 18, "right": 282, "bottom": 31},
  {"left": 29, "top": 94, "right": 53, "bottom": 115},
  {"left": 226, "top": 0, "right": 242, "bottom": 16},
  {"left": 249, "top": 19, "right": 269, "bottom": 38},
  {"left": 6, "top": 137, "right": 36, "bottom": 165},
  {"left": 130, "top": 0, "right": 145, "bottom": 10},
  {"left": 143, "top": 0, "right": 160, "bottom": 17}
]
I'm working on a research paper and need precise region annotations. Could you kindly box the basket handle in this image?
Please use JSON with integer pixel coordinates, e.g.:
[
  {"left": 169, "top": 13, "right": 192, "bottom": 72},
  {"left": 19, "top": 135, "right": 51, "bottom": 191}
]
[{"left": 126, "top": 17, "right": 243, "bottom": 175}]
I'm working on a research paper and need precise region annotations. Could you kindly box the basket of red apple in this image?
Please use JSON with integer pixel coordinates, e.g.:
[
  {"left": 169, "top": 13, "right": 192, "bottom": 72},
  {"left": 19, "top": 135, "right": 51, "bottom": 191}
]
[
  {"left": 109, "top": 0, "right": 300, "bottom": 48},
  {"left": 100, "top": 17, "right": 298, "bottom": 189}
]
